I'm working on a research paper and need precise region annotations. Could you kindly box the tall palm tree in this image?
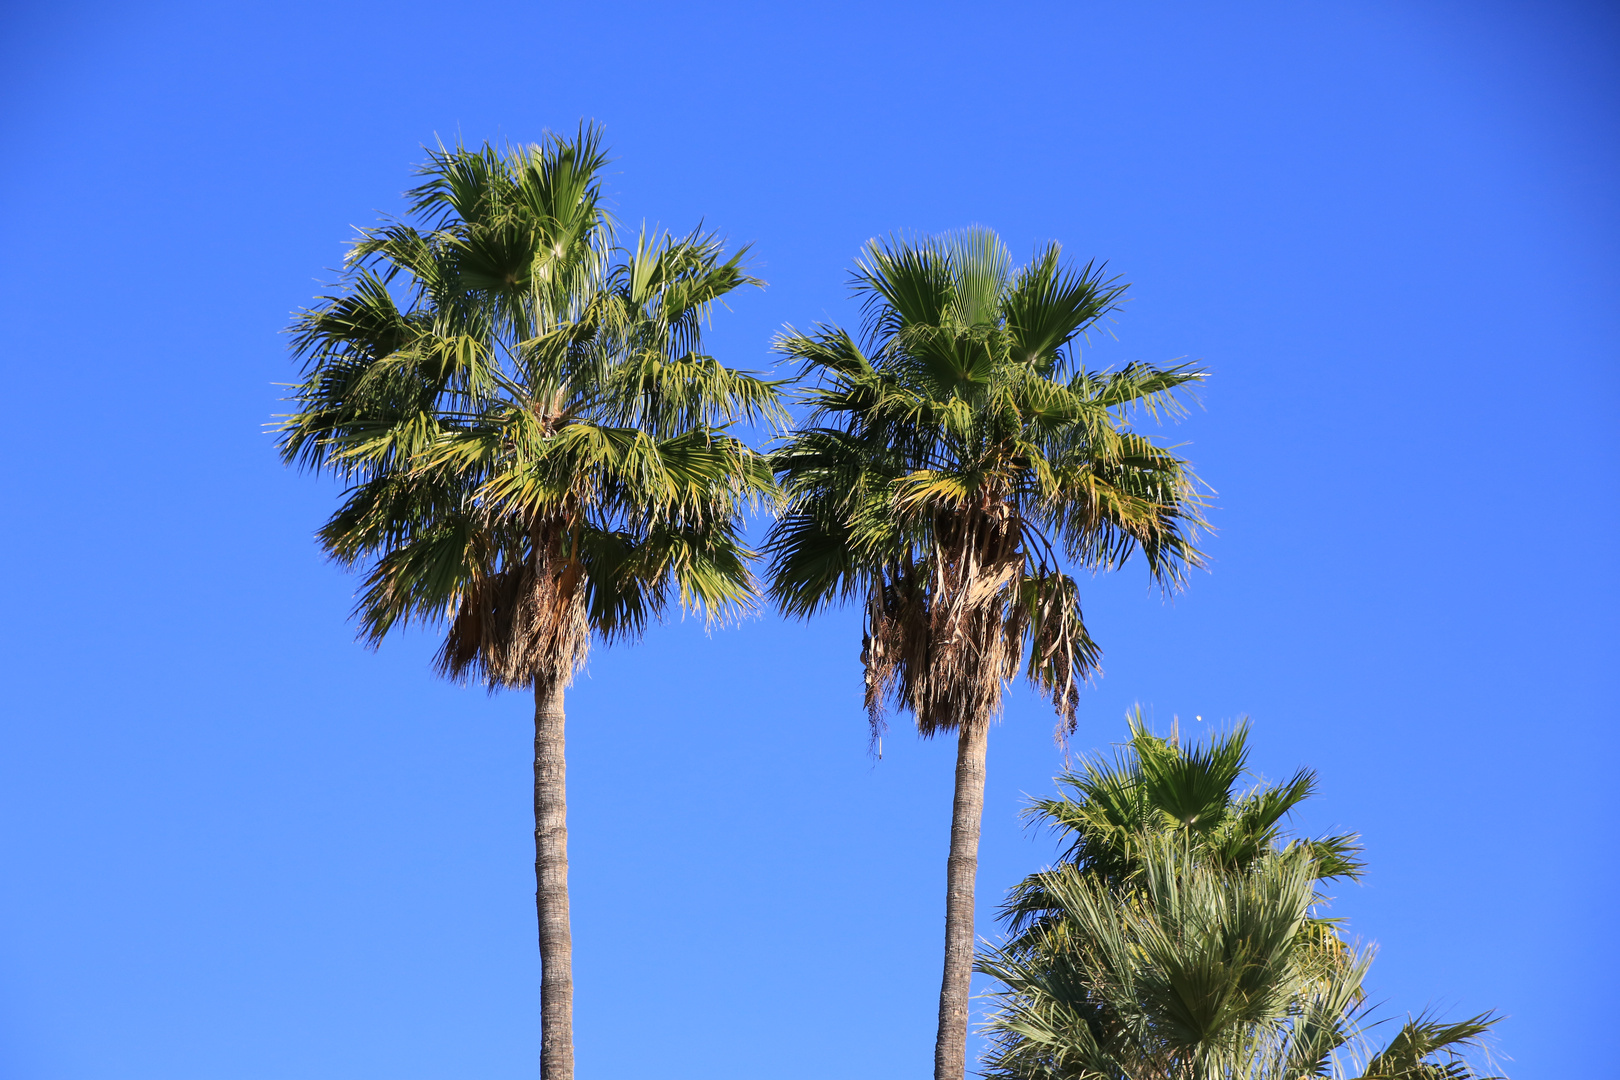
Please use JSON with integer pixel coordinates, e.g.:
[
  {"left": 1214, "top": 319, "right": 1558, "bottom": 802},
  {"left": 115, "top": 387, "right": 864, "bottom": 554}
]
[
  {"left": 765, "top": 230, "right": 1207, "bottom": 1080},
  {"left": 279, "top": 126, "right": 780, "bottom": 1080}
]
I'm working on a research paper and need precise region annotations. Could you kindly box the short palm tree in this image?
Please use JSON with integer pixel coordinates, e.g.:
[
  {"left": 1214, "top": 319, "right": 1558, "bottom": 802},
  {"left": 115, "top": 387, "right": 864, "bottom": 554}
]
[
  {"left": 766, "top": 230, "right": 1207, "bottom": 1080},
  {"left": 979, "top": 827, "right": 1500, "bottom": 1079},
  {"left": 279, "top": 126, "right": 780, "bottom": 1080}
]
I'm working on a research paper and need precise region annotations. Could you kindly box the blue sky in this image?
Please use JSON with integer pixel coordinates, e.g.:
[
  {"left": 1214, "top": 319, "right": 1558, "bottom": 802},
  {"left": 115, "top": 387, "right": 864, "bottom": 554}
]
[{"left": 0, "top": 1, "right": 1614, "bottom": 1077}]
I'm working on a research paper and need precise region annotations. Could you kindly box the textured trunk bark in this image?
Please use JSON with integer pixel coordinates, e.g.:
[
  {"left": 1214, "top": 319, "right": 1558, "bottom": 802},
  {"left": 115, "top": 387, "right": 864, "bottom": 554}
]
[
  {"left": 535, "top": 679, "right": 573, "bottom": 1080},
  {"left": 934, "top": 717, "right": 990, "bottom": 1080}
]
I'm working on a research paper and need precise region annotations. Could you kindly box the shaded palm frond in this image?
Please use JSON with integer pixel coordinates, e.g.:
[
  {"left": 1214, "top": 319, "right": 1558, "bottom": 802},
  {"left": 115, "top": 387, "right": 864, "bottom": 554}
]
[
  {"left": 1357, "top": 1013, "right": 1503, "bottom": 1080},
  {"left": 982, "top": 842, "right": 1357, "bottom": 1080}
]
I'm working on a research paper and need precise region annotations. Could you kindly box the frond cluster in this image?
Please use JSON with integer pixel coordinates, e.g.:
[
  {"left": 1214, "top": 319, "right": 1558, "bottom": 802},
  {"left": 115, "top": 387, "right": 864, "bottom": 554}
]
[
  {"left": 278, "top": 125, "right": 782, "bottom": 688},
  {"left": 978, "top": 718, "right": 1499, "bottom": 1080},
  {"left": 766, "top": 229, "right": 1207, "bottom": 739},
  {"left": 1000, "top": 711, "right": 1365, "bottom": 942}
]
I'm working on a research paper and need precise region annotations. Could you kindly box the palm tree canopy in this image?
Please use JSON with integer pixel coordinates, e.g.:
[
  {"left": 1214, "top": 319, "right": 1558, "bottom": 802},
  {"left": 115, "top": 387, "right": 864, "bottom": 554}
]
[
  {"left": 766, "top": 229, "right": 1207, "bottom": 738},
  {"left": 979, "top": 840, "right": 1502, "bottom": 1080},
  {"left": 999, "top": 711, "right": 1367, "bottom": 943},
  {"left": 979, "top": 723, "right": 1500, "bottom": 1080},
  {"left": 279, "top": 125, "right": 783, "bottom": 688}
]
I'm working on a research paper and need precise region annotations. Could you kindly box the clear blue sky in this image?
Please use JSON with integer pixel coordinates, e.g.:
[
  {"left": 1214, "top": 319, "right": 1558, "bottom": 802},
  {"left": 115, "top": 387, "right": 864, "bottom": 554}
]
[{"left": 0, "top": 2, "right": 1614, "bottom": 1077}]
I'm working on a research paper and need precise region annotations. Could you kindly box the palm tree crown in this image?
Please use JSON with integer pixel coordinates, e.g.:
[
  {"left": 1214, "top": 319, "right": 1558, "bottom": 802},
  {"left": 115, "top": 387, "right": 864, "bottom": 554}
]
[
  {"left": 281, "top": 126, "right": 780, "bottom": 684},
  {"left": 767, "top": 229, "right": 1205, "bottom": 740}
]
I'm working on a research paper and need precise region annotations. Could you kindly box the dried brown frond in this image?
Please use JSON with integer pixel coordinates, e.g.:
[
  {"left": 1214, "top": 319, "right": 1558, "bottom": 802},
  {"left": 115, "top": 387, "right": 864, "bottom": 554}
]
[
  {"left": 862, "top": 500, "right": 1028, "bottom": 741},
  {"left": 435, "top": 522, "right": 590, "bottom": 691}
]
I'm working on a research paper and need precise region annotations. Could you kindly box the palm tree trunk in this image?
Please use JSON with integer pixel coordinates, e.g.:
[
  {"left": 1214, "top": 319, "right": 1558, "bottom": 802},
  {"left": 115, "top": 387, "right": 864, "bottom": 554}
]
[
  {"left": 934, "top": 717, "right": 990, "bottom": 1080},
  {"left": 535, "top": 678, "right": 573, "bottom": 1080}
]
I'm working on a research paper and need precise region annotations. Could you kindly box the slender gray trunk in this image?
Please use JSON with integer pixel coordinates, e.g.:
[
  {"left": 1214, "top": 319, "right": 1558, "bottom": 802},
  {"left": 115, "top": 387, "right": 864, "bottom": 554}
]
[
  {"left": 535, "top": 679, "right": 573, "bottom": 1080},
  {"left": 934, "top": 717, "right": 990, "bottom": 1080}
]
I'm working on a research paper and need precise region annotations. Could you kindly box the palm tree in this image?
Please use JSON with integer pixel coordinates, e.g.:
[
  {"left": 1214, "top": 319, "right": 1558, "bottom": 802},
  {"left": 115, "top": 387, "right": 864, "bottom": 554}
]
[
  {"left": 978, "top": 823, "right": 1500, "bottom": 1079},
  {"left": 278, "top": 126, "right": 781, "bottom": 1080},
  {"left": 998, "top": 710, "right": 1365, "bottom": 950},
  {"left": 765, "top": 230, "right": 1207, "bottom": 1080}
]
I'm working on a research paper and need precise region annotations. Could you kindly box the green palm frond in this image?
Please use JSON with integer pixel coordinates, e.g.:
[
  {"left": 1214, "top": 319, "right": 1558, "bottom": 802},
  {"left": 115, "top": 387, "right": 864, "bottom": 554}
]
[
  {"left": 1003, "top": 245, "right": 1128, "bottom": 373},
  {"left": 1357, "top": 1013, "right": 1503, "bottom": 1080},
  {"left": 1135, "top": 719, "right": 1249, "bottom": 829}
]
